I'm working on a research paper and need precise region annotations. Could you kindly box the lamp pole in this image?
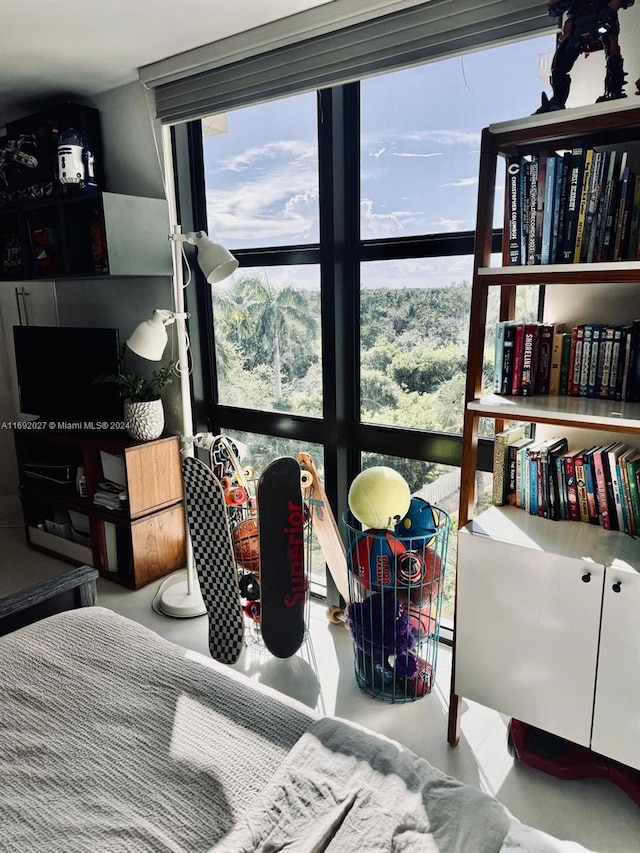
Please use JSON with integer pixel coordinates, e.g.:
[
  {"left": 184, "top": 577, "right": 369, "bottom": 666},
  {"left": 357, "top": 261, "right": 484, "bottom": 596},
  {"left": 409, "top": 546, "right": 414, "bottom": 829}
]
[{"left": 156, "top": 128, "right": 206, "bottom": 618}]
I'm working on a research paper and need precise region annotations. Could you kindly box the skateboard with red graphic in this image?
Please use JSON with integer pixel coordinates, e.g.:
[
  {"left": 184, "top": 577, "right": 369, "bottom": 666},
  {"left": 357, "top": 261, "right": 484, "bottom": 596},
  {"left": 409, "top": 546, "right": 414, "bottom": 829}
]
[
  {"left": 182, "top": 456, "right": 244, "bottom": 664},
  {"left": 297, "top": 452, "right": 349, "bottom": 623},
  {"left": 257, "top": 456, "right": 306, "bottom": 658}
]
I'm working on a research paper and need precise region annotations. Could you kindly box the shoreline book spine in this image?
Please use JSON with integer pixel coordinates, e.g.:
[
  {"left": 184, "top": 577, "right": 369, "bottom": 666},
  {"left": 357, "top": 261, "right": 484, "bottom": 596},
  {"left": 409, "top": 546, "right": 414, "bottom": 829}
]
[{"left": 520, "top": 323, "right": 540, "bottom": 397}]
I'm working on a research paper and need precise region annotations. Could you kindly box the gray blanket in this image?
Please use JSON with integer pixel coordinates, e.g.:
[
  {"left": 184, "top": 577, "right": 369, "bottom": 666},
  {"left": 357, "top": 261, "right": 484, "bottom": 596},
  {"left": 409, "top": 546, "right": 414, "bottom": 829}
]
[
  {"left": 211, "top": 716, "right": 511, "bottom": 852},
  {"left": 0, "top": 607, "right": 314, "bottom": 853}
]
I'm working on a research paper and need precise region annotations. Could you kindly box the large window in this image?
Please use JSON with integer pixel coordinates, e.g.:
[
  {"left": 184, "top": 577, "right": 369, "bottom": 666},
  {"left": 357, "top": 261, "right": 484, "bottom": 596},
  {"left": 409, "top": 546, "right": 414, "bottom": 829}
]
[{"left": 185, "top": 32, "right": 554, "bottom": 614}]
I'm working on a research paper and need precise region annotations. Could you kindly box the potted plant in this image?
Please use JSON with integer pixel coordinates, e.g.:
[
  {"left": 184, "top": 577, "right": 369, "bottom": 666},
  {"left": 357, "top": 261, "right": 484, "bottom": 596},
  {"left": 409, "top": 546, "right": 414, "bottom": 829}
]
[{"left": 94, "top": 365, "right": 174, "bottom": 441}]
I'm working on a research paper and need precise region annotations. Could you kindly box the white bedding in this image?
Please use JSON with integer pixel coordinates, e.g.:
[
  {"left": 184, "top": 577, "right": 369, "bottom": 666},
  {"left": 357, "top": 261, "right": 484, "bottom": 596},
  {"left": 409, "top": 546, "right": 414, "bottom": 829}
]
[{"left": 0, "top": 607, "right": 597, "bottom": 853}]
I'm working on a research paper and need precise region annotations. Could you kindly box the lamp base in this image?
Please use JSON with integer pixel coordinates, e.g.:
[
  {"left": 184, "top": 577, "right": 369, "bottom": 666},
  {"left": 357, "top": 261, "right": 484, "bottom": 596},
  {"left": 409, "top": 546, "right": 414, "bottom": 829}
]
[{"left": 158, "top": 579, "right": 207, "bottom": 618}]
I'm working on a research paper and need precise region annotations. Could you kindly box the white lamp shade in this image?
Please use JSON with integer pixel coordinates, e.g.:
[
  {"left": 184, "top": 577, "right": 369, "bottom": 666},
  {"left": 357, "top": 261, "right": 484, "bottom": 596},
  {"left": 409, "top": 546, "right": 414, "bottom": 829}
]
[
  {"left": 191, "top": 233, "right": 238, "bottom": 284},
  {"left": 126, "top": 310, "right": 170, "bottom": 361}
]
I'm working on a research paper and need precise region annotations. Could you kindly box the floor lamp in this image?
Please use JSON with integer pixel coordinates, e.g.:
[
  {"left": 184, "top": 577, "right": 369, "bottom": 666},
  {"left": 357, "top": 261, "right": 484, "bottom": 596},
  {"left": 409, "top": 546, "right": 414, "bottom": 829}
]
[{"left": 126, "top": 228, "right": 238, "bottom": 617}]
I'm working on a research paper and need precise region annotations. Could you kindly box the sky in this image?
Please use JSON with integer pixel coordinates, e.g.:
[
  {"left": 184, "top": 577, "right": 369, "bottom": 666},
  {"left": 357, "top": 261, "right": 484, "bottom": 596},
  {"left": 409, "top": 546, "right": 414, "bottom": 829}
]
[{"left": 202, "top": 33, "right": 557, "bottom": 290}]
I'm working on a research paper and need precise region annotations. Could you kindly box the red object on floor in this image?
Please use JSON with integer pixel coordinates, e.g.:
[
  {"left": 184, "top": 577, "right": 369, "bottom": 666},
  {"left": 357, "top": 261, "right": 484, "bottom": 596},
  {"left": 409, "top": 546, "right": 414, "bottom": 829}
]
[{"left": 508, "top": 719, "right": 640, "bottom": 807}]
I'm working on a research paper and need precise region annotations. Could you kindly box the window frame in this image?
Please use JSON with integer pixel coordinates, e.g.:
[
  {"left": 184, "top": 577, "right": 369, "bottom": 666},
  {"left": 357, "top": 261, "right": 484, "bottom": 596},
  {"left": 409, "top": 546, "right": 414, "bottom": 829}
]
[{"left": 173, "top": 81, "right": 499, "bottom": 608}]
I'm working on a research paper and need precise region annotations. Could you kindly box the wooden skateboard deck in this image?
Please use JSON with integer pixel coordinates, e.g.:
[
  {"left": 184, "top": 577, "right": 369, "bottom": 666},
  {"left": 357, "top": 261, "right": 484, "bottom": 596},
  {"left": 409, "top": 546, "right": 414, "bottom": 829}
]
[
  {"left": 182, "top": 457, "right": 244, "bottom": 664},
  {"left": 297, "top": 452, "right": 349, "bottom": 605},
  {"left": 257, "top": 457, "right": 306, "bottom": 658}
]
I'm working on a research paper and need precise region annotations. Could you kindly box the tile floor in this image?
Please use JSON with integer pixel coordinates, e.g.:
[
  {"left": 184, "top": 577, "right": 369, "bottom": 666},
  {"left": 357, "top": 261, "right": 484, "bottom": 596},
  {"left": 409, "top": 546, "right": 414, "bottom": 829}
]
[{"left": 2, "top": 513, "right": 639, "bottom": 853}]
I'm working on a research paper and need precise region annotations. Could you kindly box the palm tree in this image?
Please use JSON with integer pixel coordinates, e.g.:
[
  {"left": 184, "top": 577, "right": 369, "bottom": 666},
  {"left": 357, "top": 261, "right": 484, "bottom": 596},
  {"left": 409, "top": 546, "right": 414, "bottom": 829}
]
[{"left": 213, "top": 272, "right": 318, "bottom": 401}]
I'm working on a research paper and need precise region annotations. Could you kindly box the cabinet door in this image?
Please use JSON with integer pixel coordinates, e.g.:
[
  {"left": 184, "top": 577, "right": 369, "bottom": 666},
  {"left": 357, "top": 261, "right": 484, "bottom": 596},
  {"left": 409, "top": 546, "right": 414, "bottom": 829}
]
[
  {"left": 0, "top": 281, "right": 58, "bottom": 417},
  {"left": 130, "top": 505, "right": 186, "bottom": 588},
  {"left": 455, "top": 529, "right": 604, "bottom": 746},
  {"left": 124, "top": 437, "right": 183, "bottom": 518},
  {"left": 591, "top": 566, "right": 640, "bottom": 771}
]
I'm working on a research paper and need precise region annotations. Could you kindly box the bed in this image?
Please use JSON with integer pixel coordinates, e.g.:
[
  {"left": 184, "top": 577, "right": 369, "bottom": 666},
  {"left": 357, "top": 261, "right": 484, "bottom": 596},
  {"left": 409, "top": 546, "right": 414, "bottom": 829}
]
[{"left": 0, "top": 606, "right": 596, "bottom": 852}]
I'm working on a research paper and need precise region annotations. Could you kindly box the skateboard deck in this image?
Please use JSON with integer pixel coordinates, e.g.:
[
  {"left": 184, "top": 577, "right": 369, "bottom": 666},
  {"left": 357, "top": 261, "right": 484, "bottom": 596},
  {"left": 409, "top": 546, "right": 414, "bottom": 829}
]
[
  {"left": 182, "top": 456, "right": 244, "bottom": 664},
  {"left": 297, "top": 452, "right": 349, "bottom": 605},
  {"left": 257, "top": 456, "right": 306, "bottom": 658}
]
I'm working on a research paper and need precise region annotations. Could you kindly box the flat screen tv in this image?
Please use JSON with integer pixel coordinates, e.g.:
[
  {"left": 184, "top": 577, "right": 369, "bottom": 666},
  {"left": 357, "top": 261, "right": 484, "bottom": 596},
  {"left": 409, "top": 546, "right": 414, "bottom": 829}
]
[{"left": 13, "top": 326, "right": 123, "bottom": 424}]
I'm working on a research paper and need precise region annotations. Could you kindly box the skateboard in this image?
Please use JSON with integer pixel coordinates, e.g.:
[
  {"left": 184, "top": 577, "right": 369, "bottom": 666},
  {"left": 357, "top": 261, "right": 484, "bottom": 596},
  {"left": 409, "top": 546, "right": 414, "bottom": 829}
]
[
  {"left": 182, "top": 456, "right": 244, "bottom": 664},
  {"left": 209, "top": 434, "right": 254, "bottom": 511},
  {"left": 256, "top": 456, "right": 306, "bottom": 658},
  {"left": 297, "top": 452, "right": 349, "bottom": 622}
]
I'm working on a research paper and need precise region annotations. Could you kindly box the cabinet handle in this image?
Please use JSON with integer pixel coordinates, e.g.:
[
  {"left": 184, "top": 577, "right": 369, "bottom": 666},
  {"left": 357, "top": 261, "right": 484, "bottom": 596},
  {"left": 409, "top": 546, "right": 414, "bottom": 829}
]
[
  {"left": 612, "top": 581, "right": 622, "bottom": 593},
  {"left": 581, "top": 572, "right": 591, "bottom": 583}
]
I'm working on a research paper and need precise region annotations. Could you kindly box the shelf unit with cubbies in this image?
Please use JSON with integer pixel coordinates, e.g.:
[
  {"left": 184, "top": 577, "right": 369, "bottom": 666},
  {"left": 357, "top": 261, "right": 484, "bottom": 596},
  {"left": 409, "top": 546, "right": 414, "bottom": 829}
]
[
  {"left": 447, "top": 102, "right": 640, "bottom": 777},
  {"left": 15, "top": 431, "right": 186, "bottom": 590}
]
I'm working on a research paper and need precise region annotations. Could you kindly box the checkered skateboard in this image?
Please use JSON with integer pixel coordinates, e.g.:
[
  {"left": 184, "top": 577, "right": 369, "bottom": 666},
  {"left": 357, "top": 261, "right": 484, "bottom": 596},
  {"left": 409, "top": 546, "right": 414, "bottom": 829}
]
[
  {"left": 182, "top": 456, "right": 244, "bottom": 664},
  {"left": 257, "top": 457, "right": 306, "bottom": 659}
]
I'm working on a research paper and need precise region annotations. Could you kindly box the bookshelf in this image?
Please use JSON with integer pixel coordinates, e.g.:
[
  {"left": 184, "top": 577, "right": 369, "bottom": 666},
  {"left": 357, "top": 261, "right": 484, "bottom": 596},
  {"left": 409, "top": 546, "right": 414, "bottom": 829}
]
[
  {"left": 447, "top": 103, "right": 640, "bottom": 775},
  {"left": 14, "top": 431, "right": 186, "bottom": 589}
]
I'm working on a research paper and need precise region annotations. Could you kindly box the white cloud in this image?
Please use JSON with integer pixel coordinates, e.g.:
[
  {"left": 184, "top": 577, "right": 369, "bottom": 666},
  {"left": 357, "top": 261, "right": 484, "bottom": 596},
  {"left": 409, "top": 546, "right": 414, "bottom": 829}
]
[
  {"left": 206, "top": 163, "right": 318, "bottom": 243},
  {"left": 404, "top": 130, "right": 481, "bottom": 146},
  {"left": 221, "top": 140, "right": 315, "bottom": 172},
  {"left": 369, "top": 146, "right": 386, "bottom": 158},
  {"left": 391, "top": 152, "right": 442, "bottom": 159},
  {"left": 434, "top": 217, "right": 467, "bottom": 232},
  {"left": 441, "top": 177, "right": 478, "bottom": 187}
]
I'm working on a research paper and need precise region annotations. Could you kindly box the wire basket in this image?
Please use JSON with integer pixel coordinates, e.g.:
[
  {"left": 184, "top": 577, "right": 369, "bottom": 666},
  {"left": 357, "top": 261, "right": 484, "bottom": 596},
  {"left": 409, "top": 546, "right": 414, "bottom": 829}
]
[{"left": 342, "top": 503, "right": 450, "bottom": 703}]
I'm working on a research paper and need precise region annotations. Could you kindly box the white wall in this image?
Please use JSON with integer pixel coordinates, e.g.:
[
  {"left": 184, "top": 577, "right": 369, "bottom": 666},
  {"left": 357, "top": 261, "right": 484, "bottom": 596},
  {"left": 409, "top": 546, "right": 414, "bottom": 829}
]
[
  {"left": 565, "top": 3, "right": 639, "bottom": 108},
  {"left": 0, "top": 80, "right": 177, "bottom": 513}
]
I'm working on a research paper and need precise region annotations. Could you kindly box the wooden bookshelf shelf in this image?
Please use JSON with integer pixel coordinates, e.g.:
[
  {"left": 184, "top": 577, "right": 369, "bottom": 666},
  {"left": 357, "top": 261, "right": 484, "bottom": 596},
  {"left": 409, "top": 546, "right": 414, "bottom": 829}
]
[
  {"left": 478, "top": 261, "right": 640, "bottom": 286},
  {"left": 469, "top": 394, "right": 640, "bottom": 432}
]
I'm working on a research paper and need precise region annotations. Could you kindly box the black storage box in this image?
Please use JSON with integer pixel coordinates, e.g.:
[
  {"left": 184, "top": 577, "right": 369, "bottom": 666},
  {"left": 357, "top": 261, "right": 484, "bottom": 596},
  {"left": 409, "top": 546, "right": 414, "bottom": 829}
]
[{"left": 0, "top": 102, "right": 104, "bottom": 205}]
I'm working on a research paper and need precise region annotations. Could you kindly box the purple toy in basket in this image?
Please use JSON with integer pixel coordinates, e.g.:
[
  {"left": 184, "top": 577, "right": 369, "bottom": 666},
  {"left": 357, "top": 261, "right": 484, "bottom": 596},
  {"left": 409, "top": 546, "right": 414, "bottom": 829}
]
[{"left": 346, "top": 591, "right": 418, "bottom": 678}]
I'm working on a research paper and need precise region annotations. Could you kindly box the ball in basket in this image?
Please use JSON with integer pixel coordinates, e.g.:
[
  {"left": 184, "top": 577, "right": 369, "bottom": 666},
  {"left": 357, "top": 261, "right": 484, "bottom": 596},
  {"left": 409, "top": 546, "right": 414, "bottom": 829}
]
[
  {"left": 231, "top": 517, "right": 260, "bottom": 573},
  {"left": 350, "top": 528, "right": 406, "bottom": 589},
  {"left": 395, "top": 497, "right": 440, "bottom": 545},
  {"left": 348, "top": 466, "right": 411, "bottom": 530}
]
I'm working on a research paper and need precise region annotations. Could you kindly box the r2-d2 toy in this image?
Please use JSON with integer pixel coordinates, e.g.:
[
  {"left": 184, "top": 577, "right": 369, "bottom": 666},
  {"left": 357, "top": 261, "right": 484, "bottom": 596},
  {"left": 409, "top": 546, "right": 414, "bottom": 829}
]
[{"left": 57, "top": 128, "right": 97, "bottom": 191}]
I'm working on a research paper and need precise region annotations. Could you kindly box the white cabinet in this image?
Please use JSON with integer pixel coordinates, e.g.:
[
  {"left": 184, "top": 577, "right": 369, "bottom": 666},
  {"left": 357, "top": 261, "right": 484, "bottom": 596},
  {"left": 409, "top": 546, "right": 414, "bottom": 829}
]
[
  {"left": 591, "top": 565, "right": 640, "bottom": 770},
  {"left": 455, "top": 506, "right": 640, "bottom": 770}
]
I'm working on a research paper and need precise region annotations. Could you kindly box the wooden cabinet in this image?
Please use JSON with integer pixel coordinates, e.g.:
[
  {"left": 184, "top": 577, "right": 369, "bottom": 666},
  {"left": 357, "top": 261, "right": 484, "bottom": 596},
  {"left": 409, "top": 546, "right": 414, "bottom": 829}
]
[
  {"left": 0, "top": 191, "right": 171, "bottom": 280},
  {"left": 448, "top": 102, "right": 640, "bottom": 770},
  {"left": 15, "top": 431, "right": 186, "bottom": 589}
]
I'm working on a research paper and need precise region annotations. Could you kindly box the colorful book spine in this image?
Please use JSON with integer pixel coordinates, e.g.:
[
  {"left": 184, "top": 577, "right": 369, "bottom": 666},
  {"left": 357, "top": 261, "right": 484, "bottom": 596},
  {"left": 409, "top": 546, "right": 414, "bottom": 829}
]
[
  {"left": 592, "top": 445, "right": 612, "bottom": 529},
  {"left": 573, "top": 148, "right": 594, "bottom": 263},
  {"left": 520, "top": 323, "right": 539, "bottom": 396},
  {"left": 505, "top": 155, "right": 524, "bottom": 265},
  {"left": 511, "top": 323, "right": 525, "bottom": 395}
]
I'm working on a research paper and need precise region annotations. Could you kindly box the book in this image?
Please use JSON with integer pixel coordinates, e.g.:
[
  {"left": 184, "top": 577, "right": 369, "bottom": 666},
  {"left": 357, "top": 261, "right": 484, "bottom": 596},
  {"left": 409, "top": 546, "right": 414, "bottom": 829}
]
[
  {"left": 510, "top": 323, "right": 525, "bottom": 395},
  {"left": 573, "top": 449, "right": 590, "bottom": 523},
  {"left": 499, "top": 322, "right": 517, "bottom": 395},
  {"left": 520, "top": 323, "right": 540, "bottom": 396},
  {"left": 624, "top": 319, "right": 640, "bottom": 402},
  {"left": 598, "top": 326, "right": 615, "bottom": 398},
  {"left": 613, "top": 163, "right": 633, "bottom": 261},
  {"left": 595, "top": 150, "right": 619, "bottom": 262},
  {"left": 561, "top": 146, "right": 586, "bottom": 263},
  {"left": 586, "top": 323, "right": 602, "bottom": 397},
  {"left": 535, "top": 323, "right": 554, "bottom": 394},
  {"left": 554, "top": 153, "right": 572, "bottom": 263},
  {"left": 578, "top": 324, "right": 592, "bottom": 396},
  {"left": 581, "top": 149, "right": 605, "bottom": 262},
  {"left": 525, "top": 155, "right": 539, "bottom": 265},
  {"left": 562, "top": 450, "right": 580, "bottom": 521},
  {"left": 602, "top": 151, "right": 627, "bottom": 261},
  {"left": 608, "top": 442, "right": 629, "bottom": 532},
  {"left": 545, "top": 436, "right": 569, "bottom": 520},
  {"left": 582, "top": 446, "right": 600, "bottom": 525},
  {"left": 492, "top": 423, "right": 530, "bottom": 505},
  {"left": 573, "top": 148, "right": 594, "bottom": 263},
  {"left": 617, "top": 446, "right": 635, "bottom": 534},
  {"left": 507, "top": 437, "right": 534, "bottom": 506},
  {"left": 493, "top": 321, "right": 509, "bottom": 393},
  {"left": 548, "top": 330, "right": 564, "bottom": 395},
  {"left": 601, "top": 442, "right": 621, "bottom": 530},
  {"left": 559, "top": 332, "right": 572, "bottom": 395},
  {"left": 540, "top": 153, "right": 557, "bottom": 264},
  {"left": 568, "top": 325, "right": 584, "bottom": 396},
  {"left": 625, "top": 449, "right": 640, "bottom": 533},
  {"left": 592, "top": 445, "right": 613, "bottom": 529},
  {"left": 628, "top": 175, "right": 640, "bottom": 261},
  {"left": 534, "top": 150, "right": 549, "bottom": 265},
  {"left": 504, "top": 155, "right": 524, "bottom": 265}
]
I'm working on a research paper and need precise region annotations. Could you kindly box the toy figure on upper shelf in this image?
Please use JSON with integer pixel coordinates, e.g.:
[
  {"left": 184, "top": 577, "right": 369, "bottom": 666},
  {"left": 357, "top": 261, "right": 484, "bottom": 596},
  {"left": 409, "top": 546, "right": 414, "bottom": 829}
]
[{"left": 535, "top": 0, "right": 635, "bottom": 114}]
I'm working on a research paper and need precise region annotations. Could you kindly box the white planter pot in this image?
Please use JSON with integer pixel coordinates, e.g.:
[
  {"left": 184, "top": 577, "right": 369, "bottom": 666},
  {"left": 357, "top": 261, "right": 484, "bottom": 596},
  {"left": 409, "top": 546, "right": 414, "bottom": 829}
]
[{"left": 124, "top": 398, "right": 164, "bottom": 442}]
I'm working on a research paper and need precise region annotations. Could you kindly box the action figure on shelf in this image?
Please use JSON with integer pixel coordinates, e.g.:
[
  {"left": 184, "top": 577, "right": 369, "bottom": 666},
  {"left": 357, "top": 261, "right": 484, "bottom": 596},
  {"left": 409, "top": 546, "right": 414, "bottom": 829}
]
[{"left": 535, "top": 0, "right": 635, "bottom": 113}]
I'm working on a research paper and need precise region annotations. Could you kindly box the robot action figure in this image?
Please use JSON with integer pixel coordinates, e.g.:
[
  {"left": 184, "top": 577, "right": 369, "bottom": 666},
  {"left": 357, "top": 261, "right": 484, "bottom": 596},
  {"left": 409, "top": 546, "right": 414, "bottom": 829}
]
[{"left": 536, "top": 0, "right": 635, "bottom": 113}]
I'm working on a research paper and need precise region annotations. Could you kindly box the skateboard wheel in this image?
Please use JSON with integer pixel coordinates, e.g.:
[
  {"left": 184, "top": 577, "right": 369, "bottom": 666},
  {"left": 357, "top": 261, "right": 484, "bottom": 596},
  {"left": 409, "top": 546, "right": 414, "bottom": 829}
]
[
  {"left": 326, "top": 606, "right": 345, "bottom": 625},
  {"left": 225, "top": 485, "right": 249, "bottom": 506},
  {"left": 243, "top": 466, "right": 255, "bottom": 479},
  {"left": 221, "top": 476, "right": 233, "bottom": 490},
  {"left": 300, "top": 469, "right": 313, "bottom": 489}
]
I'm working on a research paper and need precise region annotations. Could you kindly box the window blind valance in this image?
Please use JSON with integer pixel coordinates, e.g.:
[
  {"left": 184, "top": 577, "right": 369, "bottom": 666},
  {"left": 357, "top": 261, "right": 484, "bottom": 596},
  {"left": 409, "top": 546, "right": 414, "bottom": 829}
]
[{"left": 149, "top": 0, "right": 554, "bottom": 125}]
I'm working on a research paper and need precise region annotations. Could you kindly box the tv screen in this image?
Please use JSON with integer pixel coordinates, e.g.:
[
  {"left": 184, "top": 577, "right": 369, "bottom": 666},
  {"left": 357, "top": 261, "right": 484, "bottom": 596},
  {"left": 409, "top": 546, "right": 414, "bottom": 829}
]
[{"left": 13, "top": 326, "right": 123, "bottom": 424}]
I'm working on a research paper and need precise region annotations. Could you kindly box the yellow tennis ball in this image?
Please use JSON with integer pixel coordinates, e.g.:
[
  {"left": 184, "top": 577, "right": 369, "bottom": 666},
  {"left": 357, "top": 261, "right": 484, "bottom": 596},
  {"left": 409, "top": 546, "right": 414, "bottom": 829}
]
[{"left": 348, "top": 466, "right": 411, "bottom": 530}]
